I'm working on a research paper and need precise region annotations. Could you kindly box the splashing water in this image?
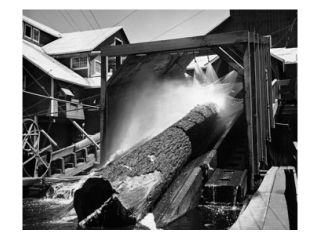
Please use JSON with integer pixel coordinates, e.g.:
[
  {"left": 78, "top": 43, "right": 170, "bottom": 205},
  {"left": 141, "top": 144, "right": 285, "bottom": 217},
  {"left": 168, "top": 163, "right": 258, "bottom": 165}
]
[
  {"left": 45, "top": 171, "right": 97, "bottom": 203},
  {"left": 105, "top": 62, "right": 242, "bottom": 166}
]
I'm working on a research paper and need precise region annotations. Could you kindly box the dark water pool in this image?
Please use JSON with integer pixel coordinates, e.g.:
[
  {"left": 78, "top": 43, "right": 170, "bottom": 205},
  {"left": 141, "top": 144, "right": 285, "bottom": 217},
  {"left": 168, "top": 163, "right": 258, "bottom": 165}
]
[
  {"left": 23, "top": 198, "right": 241, "bottom": 230},
  {"left": 165, "top": 204, "right": 241, "bottom": 230}
]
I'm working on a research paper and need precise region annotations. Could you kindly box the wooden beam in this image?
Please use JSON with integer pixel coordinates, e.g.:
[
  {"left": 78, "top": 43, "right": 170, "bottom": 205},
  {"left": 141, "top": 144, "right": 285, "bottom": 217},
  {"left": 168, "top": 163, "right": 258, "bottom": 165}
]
[
  {"left": 213, "top": 46, "right": 244, "bottom": 73},
  {"left": 101, "top": 31, "right": 251, "bottom": 57},
  {"left": 231, "top": 167, "right": 296, "bottom": 230},
  {"left": 99, "top": 56, "right": 107, "bottom": 167},
  {"left": 50, "top": 51, "right": 93, "bottom": 59},
  {"left": 253, "top": 40, "right": 263, "bottom": 170},
  {"left": 243, "top": 38, "right": 256, "bottom": 192}
]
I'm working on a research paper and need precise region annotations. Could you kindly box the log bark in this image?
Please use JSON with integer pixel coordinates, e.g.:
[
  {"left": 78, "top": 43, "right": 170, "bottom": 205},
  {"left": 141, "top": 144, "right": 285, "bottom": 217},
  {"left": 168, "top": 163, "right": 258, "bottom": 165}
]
[{"left": 74, "top": 103, "right": 224, "bottom": 227}]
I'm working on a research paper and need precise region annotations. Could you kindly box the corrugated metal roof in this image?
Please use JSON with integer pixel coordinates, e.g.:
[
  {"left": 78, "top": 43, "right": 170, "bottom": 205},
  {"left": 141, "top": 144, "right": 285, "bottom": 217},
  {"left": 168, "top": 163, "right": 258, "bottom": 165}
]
[
  {"left": 270, "top": 48, "right": 297, "bottom": 64},
  {"left": 23, "top": 40, "right": 91, "bottom": 87},
  {"left": 43, "top": 27, "right": 123, "bottom": 55},
  {"left": 23, "top": 15, "right": 62, "bottom": 38}
]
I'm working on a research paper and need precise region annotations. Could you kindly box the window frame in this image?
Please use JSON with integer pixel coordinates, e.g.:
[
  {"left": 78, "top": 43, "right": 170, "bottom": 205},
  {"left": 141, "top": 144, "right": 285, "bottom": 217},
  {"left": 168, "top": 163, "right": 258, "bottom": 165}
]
[
  {"left": 24, "top": 23, "right": 32, "bottom": 40},
  {"left": 94, "top": 59, "right": 101, "bottom": 75},
  {"left": 70, "top": 56, "right": 89, "bottom": 70},
  {"left": 114, "top": 37, "right": 124, "bottom": 64},
  {"left": 32, "top": 28, "right": 40, "bottom": 43}
]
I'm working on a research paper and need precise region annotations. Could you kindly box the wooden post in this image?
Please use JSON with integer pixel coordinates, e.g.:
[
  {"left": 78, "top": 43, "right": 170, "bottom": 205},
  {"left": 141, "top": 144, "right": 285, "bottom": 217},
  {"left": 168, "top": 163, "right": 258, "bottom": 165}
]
[
  {"left": 50, "top": 78, "right": 54, "bottom": 116},
  {"left": 253, "top": 39, "right": 261, "bottom": 171},
  {"left": 244, "top": 36, "right": 256, "bottom": 192},
  {"left": 266, "top": 43, "right": 275, "bottom": 130},
  {"left": 261, "top": 43, "right": 269, "bottom": 162},
  {"left": 258, "top": 42, "right": 267, "bottom": 166},
  {"left": 264, "top": 45, "right": 272, "bottom": 142},
  {"left": 100, "top": 56, "right": 107, "bottom": 167}
]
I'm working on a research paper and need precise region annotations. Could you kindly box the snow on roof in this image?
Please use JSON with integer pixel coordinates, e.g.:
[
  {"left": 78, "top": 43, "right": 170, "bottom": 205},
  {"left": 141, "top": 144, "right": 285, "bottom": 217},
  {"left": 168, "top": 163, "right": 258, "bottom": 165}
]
[
  {"left": 43, "top": 26, "right": 123, "bottom": 55},
  {"left": 23, "top": 40, "right": 91, "bottom": 87},
  {"left": 23, "top": 15, "right": 62, "bottom": 38},
  {"left": 186, "top": 55, "right": 219, "bottom": 70},
  {"left": 271, "top": 48, "right": 297, "bottom": 64}
]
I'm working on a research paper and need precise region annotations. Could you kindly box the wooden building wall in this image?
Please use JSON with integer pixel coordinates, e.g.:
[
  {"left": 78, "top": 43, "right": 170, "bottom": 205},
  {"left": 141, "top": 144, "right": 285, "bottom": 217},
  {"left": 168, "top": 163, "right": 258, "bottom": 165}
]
[
  {"left": 23, "top": 22, "right": 59, "bottom": 47},
  {"left": 210, "top": 10, "right": 297, "bottom": 48},
  {"left": 82, "top": 88, "right": 101, "bottom": 135},
  {"left": 54, "top": 29, "right": 129, "bottom": 78}
]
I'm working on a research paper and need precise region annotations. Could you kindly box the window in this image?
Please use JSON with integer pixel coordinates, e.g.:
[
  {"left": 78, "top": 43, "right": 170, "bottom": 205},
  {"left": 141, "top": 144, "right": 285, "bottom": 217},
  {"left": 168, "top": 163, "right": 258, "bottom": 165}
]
[
  {"left": 71, "top": 57, "right": 88, "bottom": 69},
  {"left": 24, "top": 24, "right": 32, "bottom": 39},
  {"left": 33, "top": 28, "right": 40, "bottom": 43},
  {"left": 107, "top": 37, "right": 124, "bottom": 74},
  {"left": 94, "top": 60, "right": 101, "bottom": 74},
  {"left": 108, "top": 57, "right": 116, "bottom": 73}
]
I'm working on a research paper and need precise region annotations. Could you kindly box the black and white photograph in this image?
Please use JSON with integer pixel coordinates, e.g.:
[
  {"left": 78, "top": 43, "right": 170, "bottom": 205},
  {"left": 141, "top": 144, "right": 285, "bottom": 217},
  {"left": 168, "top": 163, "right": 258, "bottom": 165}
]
[
  {"left": 7, "top": 1, "right": 319, "bottom": 234},
  {"left": 20, "top": 8, "right": 298, "bottom": 230}
]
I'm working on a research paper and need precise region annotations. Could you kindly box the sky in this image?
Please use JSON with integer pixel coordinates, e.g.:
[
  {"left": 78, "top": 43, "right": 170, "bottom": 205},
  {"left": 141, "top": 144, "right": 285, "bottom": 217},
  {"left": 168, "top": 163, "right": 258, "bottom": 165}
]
[{"left": 23, "top": 10, "right": 230, "bottom": 43}]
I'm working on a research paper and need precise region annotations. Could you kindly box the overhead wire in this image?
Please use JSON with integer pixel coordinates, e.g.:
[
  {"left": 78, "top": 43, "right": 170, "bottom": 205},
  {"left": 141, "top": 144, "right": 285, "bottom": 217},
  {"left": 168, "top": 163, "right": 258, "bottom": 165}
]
[
  {"left": 24, "top": 104, "right": 98, "bottom": 119},
  {"left": 151, "top": 10, "right": 205, "bottom": 41},
  {"left": 65, "top": 10, "right": 81, "bottom": 31},
  {"left": 112, "top": 10, "right": 137, "bottom": 27},
  {"left": 89, "top": 10, "right": 102, "bottom": 29},
  {"left": 59, "top": 10, "right": 77, "bottom": 32},
  {"left": 81, "top": 10, "right": 96, "bottom": 30}
]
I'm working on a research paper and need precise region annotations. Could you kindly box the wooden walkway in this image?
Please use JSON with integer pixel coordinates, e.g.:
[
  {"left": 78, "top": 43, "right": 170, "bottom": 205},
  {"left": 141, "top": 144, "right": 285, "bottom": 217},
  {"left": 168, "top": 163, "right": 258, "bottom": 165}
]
[{"left": 230, "top": 166, "right": 297, "bottom": 230}]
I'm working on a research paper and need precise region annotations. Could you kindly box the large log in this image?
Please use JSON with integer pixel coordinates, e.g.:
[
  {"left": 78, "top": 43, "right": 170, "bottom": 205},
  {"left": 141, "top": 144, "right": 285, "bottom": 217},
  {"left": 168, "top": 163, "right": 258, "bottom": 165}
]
[{"left": 74, "top": 103, "right": 225, "bottom": 227}]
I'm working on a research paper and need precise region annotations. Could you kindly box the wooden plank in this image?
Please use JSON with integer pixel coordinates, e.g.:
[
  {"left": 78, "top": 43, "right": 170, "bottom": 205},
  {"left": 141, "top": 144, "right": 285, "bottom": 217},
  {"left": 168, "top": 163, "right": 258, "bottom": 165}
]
[
  {"left": 266, "top": 44, "right": 275, "bottom": 130},
  {"left": 230, "top": 166, "right": 296, "bottom": 230},
  {"left": 264, "top": 45, "right": 272, "bottom": 141},
  {"left": 261, "top": 43, "right": 269, "bottom": 162},
  {"left": 263, "top": 168, "right": 289, "bottom": 230},
  {"left": 99, "top": 56, "right": 107, "bottom": 167},
  {"left": 230, "top": 167, "right": 279, "bottom": 230},
  {"left": 153, "top": 150, "right": 217, "bottom": 227},
  {"left": 243, "top": 37, "right": 256, "bottom": 191},
  {"left": 256, "top": 41, "right": 265, "bottom": 166},
  {"left": 101, "top": 31, "right": 250, "bottom": 57},
  {"left": 253, "top": 40, "right": 262, "bottom": 171}
]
